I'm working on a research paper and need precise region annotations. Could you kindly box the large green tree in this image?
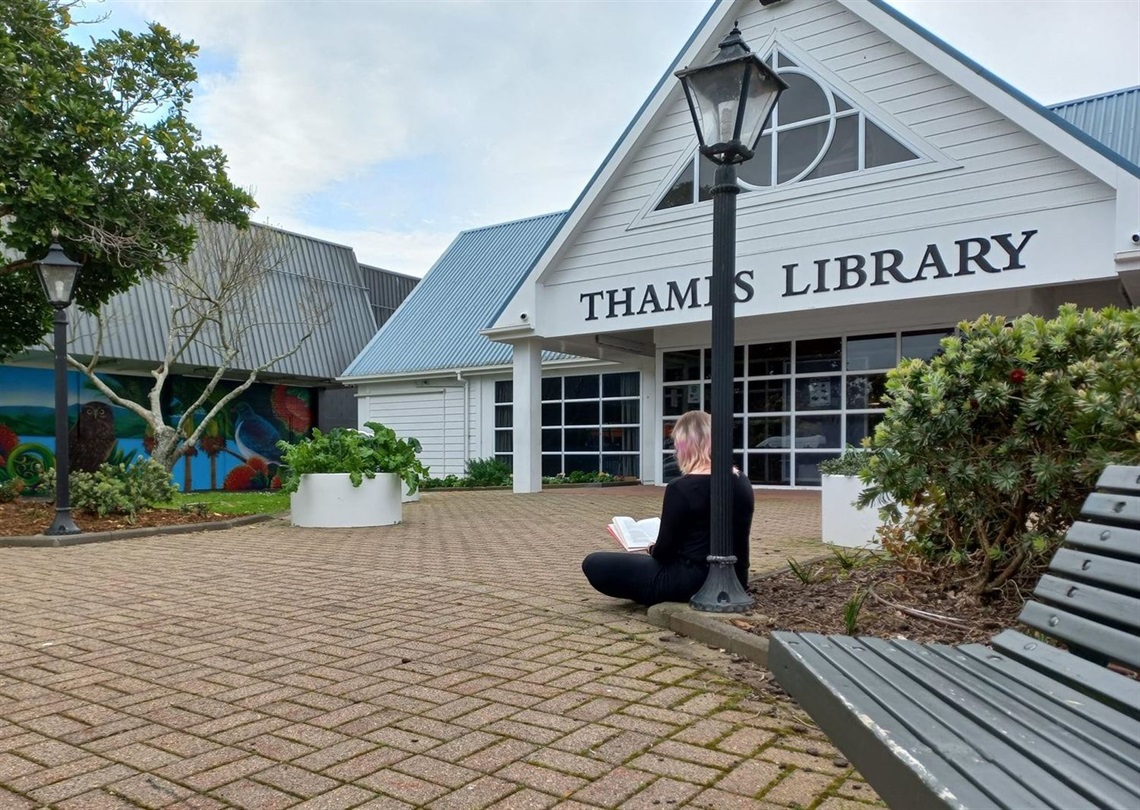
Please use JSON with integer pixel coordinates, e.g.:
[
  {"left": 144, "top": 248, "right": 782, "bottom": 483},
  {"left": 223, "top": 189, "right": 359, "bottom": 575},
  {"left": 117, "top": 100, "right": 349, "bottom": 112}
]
[{"left": 0, "top": 0, "right": 255, "bottom": 359}]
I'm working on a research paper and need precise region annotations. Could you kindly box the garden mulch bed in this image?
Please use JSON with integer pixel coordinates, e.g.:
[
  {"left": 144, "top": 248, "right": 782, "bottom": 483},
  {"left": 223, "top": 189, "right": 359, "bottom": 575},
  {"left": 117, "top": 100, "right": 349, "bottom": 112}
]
[
  {"left": 0, "top": 499, "right": 234, "bottom": 538},
  {"left": 743, "top": 554, "right": 1029, "bottom": 647}
]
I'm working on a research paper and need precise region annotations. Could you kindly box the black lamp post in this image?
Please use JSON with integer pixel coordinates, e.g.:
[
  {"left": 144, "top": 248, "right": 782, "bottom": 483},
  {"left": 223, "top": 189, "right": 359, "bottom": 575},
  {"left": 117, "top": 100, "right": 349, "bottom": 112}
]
[
  {"left": 35, "top": 240, "right": 83, "bottom": 536},
  {"left": 675, "top": 26, "right": 786, "bottom": 612}
]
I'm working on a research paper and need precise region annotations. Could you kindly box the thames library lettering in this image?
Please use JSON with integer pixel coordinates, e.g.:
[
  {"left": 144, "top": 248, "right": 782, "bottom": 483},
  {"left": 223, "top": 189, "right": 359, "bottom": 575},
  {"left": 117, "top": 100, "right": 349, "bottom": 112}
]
[{"left": 579, "top": 230, "right": 1037, "bottom": 321}]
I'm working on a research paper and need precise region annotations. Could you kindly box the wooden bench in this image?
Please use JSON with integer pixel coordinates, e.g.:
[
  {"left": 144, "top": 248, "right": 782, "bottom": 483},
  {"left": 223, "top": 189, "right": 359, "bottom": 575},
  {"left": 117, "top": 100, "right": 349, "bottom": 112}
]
[{"left": 769, "top": 464, "right": 1140, "bottom": 809}]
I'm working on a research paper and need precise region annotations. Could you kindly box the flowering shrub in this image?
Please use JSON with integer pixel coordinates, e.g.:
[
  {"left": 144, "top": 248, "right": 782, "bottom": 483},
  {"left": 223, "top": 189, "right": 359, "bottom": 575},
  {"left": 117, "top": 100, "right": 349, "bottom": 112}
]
[{"left": 861, "top": 305, "right": 1140, "bottom": 592}]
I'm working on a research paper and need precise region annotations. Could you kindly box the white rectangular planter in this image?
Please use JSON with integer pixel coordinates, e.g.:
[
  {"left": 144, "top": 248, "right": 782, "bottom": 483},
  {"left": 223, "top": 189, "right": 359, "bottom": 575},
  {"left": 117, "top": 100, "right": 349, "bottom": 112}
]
[
  {"left": 821, "top": 474, "right": 888, "bottom": 549},
  {"left": 291, "top": 472, "right": 402, "bottom": 528}
]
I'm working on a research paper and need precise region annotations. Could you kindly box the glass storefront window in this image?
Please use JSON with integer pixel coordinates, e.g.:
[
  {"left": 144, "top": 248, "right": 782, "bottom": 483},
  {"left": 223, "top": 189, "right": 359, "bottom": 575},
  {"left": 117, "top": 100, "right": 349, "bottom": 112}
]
[
  {"left": 795, "top": 376, "right": 841, "bottom": 411},
  {"left": 603, "top": 400, "right": 639, "bottom": 425},
  {"left": 846, "top": 374, "right": 888, "bottom": 409},
  {"left": 495, "top": 380, "right": 512, "bottom": 403},
  {"left": 603, "top": 372, "right": 639, "bottom": 398},
  {"left": 902, "top": 328, "right": 953, "bottom": 361},
  {"left": 663, "top": 350, "right": 701, "bottom": 382},
  {"left": 747, "top": 378, "right": 789, "bottom": 413},
  {"left": 749, "top": 416, "right": 791, "bottom": 449},
  {"left": 564, "top": 401, "right": 600, "bottom": 426},
  {"left": 846, "top": 412, "right": 885, "bottom": 447},
  {"left": 748, "top": 342, "right": 791, "bottom": 376},
  {"left": 703, "top": 381, "right": 744, "bottom": 413},
  {"left": 542, "top": 429, "right": 560, "bottom": 452},
  {"left": 564, "top": 374, "right": 599, "bottom": 400},
  {"left": 748, "top": 453, "right": 790, "bottom": 486},
  {"left": 542, "top": 377, "right": 561, "bottom": 401},
  {"left": 663, "top": 384, "right": 701, "bottom": 416},
  {"left": 846, "top": 334, "right": 896, "bottom": 371},
  {"left": 795, "top": 415, "right": 840, "bottom": 448},
  {"left": 602, "top": 427, "right": 639, "bottom": 452},
  {"left": 796, "top": 337, "right": 842, "bottom": 373},
  {"left": 564, "top": 428, "right": 599, "bottom": 453},
  {"left": 494, "top": 404, "right": 512, "bottom": 428},
  {"left": 541, "top": 403, "right": 560, "bottom": 427}
]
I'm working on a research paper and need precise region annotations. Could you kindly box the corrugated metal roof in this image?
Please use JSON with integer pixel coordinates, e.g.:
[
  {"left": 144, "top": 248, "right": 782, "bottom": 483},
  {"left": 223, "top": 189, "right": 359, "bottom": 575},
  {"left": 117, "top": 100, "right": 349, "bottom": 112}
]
[
  {"left": 1049, "top": 86, "right": 1140, "bottom": 168},
  {"left": 359, "top": 263, "right": 419, "bottom": 329},
  {"left": 68, "top": 222, "right": 377, "bottom": 382},
  {"left": 342, "top": 212, "right": 569, "bottom": 378}
]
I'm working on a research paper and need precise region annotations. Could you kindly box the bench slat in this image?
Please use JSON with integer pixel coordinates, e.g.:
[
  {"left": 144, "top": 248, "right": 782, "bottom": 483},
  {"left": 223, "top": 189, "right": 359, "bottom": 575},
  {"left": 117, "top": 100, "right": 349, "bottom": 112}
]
[
  {"left": 1098, "top": 465, "right": 1140, "bottom": 494},
  {"left": 956, "top": 642, "right": 1140, "bottom": 750},
  {"left": 990, "top": 629, "right": 1140, "bottom": 718},
  {"left": 769, "top": 632, "right": 1035, "bottom": 810},
  {"left": 1049, "top": 547, "right": 1140, "bottom": 594},
  {"left": 1080, "top": 492, "right": 1140, "bottom": 529},
  {"left": 771, "top": 631, "right": 1079, "bottom": 809},
  {"left": 1064, "top": 521, "right": 1140, "bottom": 561},
  {"left": 1033, "top": 574, "right": 1140, "bottom": 632},
  {"left": 877, "top": 638, "right": 1140, "bottom": 802},
  {"left": 1019, "top": 602, "right": 1140, "bottom": 669}
]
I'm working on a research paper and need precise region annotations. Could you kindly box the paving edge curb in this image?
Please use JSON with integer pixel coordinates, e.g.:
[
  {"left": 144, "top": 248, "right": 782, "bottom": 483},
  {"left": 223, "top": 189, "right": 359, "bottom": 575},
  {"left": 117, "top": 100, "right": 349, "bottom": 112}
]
[
  {"left": 646, "top": 602, "right": 770, "bottom": 668},
  {"left": 0, "top": 513, "right": 278, "bottom": 548}
]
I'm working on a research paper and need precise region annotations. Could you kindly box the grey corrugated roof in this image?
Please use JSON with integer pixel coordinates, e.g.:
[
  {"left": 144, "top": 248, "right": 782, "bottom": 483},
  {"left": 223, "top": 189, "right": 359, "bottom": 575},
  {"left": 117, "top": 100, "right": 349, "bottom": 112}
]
[
  {"left": 359, "top": 263, "right": 419, "bottom": 329},
  {"left": 68, "top": 222, "right": 377, "bottom": 382},
  {"left": 342, "top": 212, "right": 569, "bottom": 378},
  {"left": 1049, "top": 86, "right": 1139, "bottom": 168}
]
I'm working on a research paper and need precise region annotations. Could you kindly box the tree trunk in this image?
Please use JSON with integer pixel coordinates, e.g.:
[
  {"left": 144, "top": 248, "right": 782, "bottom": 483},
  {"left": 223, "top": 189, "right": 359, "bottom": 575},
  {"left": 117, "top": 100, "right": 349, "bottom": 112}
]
[{"left": 149, "top": 425, "right": 182, "bottom": 472}]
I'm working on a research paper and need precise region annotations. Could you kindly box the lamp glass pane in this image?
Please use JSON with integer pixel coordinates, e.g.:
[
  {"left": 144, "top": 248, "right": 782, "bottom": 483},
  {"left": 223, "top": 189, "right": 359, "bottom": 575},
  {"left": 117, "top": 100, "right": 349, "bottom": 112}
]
[
  {"left": 737, "top": 62, "right": 783, "bottom": 149},
  {"left": 39, "top": 264, "right": 79, "bottom": 305},
  {"left": 685, "top": 61, "right": 747, "bottom": 146}
]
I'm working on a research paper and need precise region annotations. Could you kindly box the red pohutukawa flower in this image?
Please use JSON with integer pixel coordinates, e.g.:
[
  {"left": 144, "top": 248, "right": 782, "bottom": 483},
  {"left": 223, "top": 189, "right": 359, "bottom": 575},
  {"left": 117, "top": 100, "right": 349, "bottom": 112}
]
[{"left": 1010, "top": 368, "right": 1027, "bottom": 384}]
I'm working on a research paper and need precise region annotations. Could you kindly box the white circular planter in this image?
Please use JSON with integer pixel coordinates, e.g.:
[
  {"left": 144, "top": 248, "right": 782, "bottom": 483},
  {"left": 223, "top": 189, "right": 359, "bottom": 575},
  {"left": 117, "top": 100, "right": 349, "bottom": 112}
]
[
  {"left": 821, "top": 474, "right": 889, "bottom": 549},
  {"left": 290, "top": 472, "right": 402, "bottom": 528},
  {"left": 401, "top": 481, "right": 420, "bottom": 503}
]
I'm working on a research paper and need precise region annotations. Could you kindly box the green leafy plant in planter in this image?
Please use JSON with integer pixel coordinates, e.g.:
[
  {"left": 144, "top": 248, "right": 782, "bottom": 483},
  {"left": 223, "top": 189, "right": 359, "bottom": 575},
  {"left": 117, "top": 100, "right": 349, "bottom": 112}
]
[
  {"left": 860, "top": 305, "right": 1140, "bottom": 593},
  {"left": 276, "top": 422, "right": 429, "bottom": 495},
  {"left": 819, "top": 447, "right": 872, "bottom": 477}
]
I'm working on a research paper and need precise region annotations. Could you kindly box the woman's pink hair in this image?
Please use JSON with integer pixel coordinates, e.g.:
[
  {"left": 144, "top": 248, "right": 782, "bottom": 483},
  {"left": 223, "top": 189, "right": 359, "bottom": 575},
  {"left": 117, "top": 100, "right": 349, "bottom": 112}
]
[{"left": 673, "top": 410, "right": 712, "bottom": 474}]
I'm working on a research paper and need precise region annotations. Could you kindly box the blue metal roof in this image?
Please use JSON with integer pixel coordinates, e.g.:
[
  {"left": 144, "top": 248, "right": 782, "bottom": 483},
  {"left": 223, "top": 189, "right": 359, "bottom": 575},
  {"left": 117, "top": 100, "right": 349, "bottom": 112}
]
[
  {"left": 1049, "top": 86, "right": 1140, "bottom": 168},
  {"left": 342, "top": 212, "right": 568, "bottom": 378}
]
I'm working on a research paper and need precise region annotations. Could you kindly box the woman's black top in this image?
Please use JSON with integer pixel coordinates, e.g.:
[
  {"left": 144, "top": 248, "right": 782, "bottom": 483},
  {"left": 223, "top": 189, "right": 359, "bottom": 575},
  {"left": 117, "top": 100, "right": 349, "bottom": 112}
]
[{"left": 650, "top": 472, "right": 755, "bottom": 586}]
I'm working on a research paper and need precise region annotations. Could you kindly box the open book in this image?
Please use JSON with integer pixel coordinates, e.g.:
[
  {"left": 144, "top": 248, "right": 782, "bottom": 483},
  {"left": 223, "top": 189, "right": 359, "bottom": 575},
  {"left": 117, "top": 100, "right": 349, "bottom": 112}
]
[{"left": 606, "top": 516, "right": 660, "bottom": 552}]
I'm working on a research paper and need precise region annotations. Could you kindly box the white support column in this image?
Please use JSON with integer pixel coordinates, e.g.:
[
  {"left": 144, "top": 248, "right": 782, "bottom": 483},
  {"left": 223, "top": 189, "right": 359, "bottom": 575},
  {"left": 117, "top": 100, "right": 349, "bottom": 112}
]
[{"left": 512, "top": 338, "right": 542, "bottom": 493}]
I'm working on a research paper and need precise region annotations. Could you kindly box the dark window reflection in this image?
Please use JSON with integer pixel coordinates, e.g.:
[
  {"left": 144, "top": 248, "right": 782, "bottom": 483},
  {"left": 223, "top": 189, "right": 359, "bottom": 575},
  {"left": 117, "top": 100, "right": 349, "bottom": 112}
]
[
  {"left": 564, "top": 428, "right": 599, "bottom": 453},
  {"left": 795, "top": 415, "right": 840, "bottom": 448},
  {"left": 846, "top": 334, "right": 896, "bottom": 371},
  {"left": 564, "top": 401, "right": 599, "bottom": 426},
  {"left": 748, "top": 342, "right": 791, "bottom": 376},
  {"left": 603, "top": 400, "right": 639, "bottom": 425},
  {"left": 748, "top": 453, "right": 790, "bottom": 486},
  {"left": 902, "top": 329, "right": 953, "bottom": 361},
  {"left": 495, "top": 380, "right": 512, "bottom": 403},
  {"left": 846, "top": 374, "right": 888, "bottom": 409},
  {"left": 541, "top": 377, "right": 561, "bottom": 401},
  {"left": 564, "top": 374, "right": 599, "bottom": 400},
  {"left": 796, "top": 338, "right": 842, "bottom": 373},
  {"left": 663, "top": 350, "right": 701, "bottom": 382},
  {"left": 748, "top": 379, "right": 789, "bottom": 413}
]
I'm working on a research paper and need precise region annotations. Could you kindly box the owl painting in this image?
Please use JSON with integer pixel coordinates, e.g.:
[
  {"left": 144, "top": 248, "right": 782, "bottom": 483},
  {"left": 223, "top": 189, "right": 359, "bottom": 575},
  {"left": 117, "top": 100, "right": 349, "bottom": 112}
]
[{"left": 69, "top": 401, "right": 117, "bottom": 473}]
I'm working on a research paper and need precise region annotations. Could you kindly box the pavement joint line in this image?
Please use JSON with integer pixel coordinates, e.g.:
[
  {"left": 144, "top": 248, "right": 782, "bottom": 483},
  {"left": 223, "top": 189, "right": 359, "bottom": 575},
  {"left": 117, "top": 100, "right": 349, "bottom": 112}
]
[{"left": 0, "top": 513, "right": 277, "bottom": 547}]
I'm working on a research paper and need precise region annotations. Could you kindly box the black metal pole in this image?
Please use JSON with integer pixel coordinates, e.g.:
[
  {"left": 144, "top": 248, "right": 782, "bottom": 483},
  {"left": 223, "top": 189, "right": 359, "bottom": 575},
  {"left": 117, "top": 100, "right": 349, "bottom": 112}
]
[
  {"left": 46, "top": 307, "right": 80, "bottom": 536},
  {"left": 691, "top": 161, "right": 753, "bottom": 612}
]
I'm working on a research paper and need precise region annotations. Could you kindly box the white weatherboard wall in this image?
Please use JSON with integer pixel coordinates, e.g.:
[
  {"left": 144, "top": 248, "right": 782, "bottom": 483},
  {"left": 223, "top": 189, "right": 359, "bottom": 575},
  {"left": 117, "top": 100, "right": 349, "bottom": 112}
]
[
  {"left": 530, "top": 0, "right": 1122, "bottom": 341},
  {"left": 359, "top": 380, "right": 481, "bottom": 478}
]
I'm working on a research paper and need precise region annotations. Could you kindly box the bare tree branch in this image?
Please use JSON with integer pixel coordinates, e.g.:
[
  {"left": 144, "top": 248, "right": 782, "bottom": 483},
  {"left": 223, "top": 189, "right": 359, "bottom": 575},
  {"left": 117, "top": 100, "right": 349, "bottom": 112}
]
[{"left": 64, "top": 220, "right": 332, "bottom": 472}]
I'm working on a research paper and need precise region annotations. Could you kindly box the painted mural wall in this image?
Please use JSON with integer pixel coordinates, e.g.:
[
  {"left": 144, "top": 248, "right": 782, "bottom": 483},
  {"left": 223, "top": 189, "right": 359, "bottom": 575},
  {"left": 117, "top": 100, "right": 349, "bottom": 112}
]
[{"left": 0, "top": 366, "right": 312, "bottom": 493}]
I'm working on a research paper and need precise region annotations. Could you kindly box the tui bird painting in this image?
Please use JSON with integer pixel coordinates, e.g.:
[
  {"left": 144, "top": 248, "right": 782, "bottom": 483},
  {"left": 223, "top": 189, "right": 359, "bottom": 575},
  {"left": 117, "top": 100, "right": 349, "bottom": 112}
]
[{"left": 233, "top": 402, "right": 283, "bottom": 465}]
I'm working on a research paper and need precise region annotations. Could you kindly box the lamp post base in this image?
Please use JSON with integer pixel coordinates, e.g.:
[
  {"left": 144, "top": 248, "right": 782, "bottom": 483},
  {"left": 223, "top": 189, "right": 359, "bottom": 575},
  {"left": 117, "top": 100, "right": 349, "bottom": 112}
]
[
  {"left": 690, "top": 555, "right": 754, "bottom": 613},
  {"left": 44, "top": 507, "right": 82, "bottom": 536}
]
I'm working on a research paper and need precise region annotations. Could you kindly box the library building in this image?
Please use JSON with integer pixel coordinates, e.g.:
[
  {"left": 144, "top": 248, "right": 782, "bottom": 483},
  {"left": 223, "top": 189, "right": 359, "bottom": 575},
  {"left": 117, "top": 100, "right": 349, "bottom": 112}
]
[{"left": 341, "top": 0, "right": 1139, "bottom": 491}]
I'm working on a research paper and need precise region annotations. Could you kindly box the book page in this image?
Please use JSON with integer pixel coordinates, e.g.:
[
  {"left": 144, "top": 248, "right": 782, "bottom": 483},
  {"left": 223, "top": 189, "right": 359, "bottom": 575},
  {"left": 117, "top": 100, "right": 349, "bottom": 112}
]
[{"left": 612, "top": 516, "right": 659, "bottom": 551}]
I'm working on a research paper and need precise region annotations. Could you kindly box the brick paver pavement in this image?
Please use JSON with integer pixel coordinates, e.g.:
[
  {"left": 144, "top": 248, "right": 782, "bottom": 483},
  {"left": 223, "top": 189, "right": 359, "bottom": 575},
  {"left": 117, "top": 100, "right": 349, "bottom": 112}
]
[{"left": 1, "top": 488, "right": 883, "bottom": 809}]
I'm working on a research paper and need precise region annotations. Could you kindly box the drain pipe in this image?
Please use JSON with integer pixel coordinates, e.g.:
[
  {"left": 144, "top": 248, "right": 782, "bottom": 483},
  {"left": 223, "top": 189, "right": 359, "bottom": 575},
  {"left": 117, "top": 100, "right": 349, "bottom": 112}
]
[{"left": 455, "top": 369, "right": 469, "bottom": 471}]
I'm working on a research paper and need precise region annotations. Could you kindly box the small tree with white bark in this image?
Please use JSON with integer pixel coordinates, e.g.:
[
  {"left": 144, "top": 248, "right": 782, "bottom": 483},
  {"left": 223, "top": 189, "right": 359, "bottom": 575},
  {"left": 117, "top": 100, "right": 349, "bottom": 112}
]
[{"left": 59, "top": 221, "right": 331, "bottom": 472}]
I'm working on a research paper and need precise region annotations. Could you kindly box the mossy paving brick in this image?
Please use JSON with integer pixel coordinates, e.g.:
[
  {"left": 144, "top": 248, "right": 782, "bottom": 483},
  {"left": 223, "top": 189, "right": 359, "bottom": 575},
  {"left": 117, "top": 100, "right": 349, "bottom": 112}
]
[
  {"left": 426, "top": 775, "right": 516, "bottom": 810},
  {"left": 290, "top": 784, "right": 377, "bottom": 809},
  {"left": 493, "top": 761, "right": 588, "bottom": 797},
  {"left": 761, "top": 768, "right": 840, "bottom": 806},
  {"left": 711, "top": 759, "right": 783, "bottom": 796},
  {"left": 525, "top": 748, "right": 611, "bottom": 780},
  {"left": 211, "top": 777, "right": 298, "bottom": 810},
  {"left": 619, "top": 776, "right": 702, "bottom": 808},
  {"left": 322, "top": 746, "right": 409, "bottom": 781},
  {"left": 358, "top": 767, "right": 450, "bottom": 805},
  {"left": 485, "top": 787, "right": 559, "bottom": 809},
  {"left": 391, "top": 754, "right": 482, "bottom": 790}
]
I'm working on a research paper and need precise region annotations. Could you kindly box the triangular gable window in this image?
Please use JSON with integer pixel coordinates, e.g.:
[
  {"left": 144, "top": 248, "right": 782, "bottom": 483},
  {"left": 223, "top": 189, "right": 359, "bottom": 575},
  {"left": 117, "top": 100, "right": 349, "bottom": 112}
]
[{"left": 655, "top": 48, "right": 918, "bottom": 211}]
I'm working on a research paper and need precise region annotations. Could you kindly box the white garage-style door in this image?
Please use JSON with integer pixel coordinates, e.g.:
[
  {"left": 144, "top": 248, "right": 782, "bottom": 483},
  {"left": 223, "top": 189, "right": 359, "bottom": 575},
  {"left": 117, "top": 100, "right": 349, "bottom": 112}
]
[{"left": 364, "top": 388, "right": 467, "bottom": 478}]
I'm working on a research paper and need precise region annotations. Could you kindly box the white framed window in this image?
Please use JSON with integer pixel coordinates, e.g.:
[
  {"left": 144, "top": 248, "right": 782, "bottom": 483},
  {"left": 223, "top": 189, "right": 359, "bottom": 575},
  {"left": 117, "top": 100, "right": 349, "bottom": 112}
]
[
  {"left": 654, "top": 48, "right": 919, "bottom": 212},
  {"left": 494, "top": 372, "right": 642, "bottom": 478}
]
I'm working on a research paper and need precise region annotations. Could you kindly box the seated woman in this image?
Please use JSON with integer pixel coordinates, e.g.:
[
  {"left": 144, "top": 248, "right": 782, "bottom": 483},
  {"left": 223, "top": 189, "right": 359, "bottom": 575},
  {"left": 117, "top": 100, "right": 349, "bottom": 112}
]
[{"left": 582, "top": 410, "right": 755, "bottom": 606}]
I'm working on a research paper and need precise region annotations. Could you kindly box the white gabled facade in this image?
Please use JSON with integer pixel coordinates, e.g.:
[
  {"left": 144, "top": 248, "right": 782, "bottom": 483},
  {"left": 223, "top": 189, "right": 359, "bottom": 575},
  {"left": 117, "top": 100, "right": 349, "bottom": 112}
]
[{"left": 486, "top": 0, "right": 1139, "bottom": 492}]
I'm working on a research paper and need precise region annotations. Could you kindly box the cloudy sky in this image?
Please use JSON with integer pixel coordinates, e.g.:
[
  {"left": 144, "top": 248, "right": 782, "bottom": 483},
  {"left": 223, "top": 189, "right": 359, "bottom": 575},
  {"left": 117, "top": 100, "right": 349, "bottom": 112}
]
[{"left": 77, "top": 0, "right": 1140, "bottom": 276}]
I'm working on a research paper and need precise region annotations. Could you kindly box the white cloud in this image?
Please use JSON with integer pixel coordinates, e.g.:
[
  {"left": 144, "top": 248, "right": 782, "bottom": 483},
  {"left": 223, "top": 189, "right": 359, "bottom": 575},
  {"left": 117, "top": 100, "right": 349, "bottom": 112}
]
[{"left": 115, "top": 0, "right": 1138, "bottom": 275}]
